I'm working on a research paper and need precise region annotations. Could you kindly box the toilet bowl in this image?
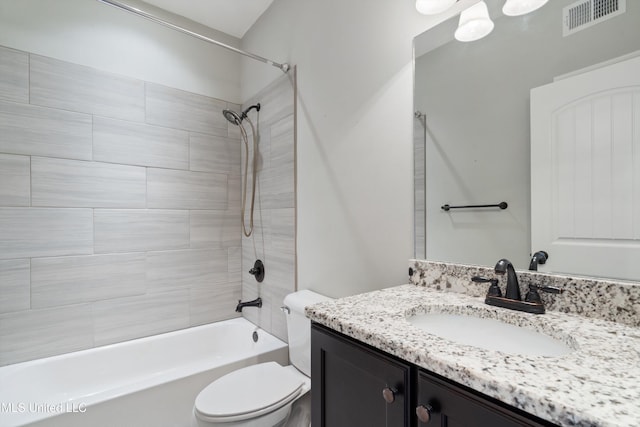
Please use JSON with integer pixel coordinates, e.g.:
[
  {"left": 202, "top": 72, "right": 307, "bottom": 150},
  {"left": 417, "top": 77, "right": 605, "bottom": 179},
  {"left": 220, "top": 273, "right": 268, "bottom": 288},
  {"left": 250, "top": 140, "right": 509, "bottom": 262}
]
[{"left": 192, "top": 290, "right": 330, "bottom": 427}]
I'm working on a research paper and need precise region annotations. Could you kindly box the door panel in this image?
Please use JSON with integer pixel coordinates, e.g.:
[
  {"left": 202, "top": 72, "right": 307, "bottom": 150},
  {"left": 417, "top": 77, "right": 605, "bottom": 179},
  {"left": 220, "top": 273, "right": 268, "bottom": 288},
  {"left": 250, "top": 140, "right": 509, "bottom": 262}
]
[{"left": 530, "top": 54, "right": 640, "bottom": 280}]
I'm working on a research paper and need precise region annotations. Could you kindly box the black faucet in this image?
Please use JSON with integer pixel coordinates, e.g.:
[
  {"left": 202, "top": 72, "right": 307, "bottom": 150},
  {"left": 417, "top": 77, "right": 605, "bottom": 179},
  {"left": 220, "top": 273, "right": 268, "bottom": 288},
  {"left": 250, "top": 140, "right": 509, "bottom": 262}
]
[
  {"left": 528, "top": 251, "right": 548, "bottom": 271},
  {"left": 494, "top": 258, "right": 521, "bottom": 300},
  {"left": 235, "top": 297, "right": 262, "bottom": 312},
  {"left": 472, "top": 258, "right": 563, "bottom": 315}
]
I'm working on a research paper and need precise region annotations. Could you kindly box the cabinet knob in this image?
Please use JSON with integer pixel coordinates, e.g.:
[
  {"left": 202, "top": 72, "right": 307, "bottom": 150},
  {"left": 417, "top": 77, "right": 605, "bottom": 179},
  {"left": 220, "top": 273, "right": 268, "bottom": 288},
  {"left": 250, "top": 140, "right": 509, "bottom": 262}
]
[
  {"left": 416, "top": 404, "right": 433, "bottom": 423},
  {"left": 382, "top": 387, "right": 396, "bottom": 404}
]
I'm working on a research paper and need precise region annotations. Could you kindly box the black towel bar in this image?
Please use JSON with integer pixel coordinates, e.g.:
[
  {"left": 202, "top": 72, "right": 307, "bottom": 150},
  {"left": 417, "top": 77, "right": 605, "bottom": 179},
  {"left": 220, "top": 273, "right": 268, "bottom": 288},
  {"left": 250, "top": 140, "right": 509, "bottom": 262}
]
[{"left": 441, "top": 202, "right": 508, "bottom": 211}]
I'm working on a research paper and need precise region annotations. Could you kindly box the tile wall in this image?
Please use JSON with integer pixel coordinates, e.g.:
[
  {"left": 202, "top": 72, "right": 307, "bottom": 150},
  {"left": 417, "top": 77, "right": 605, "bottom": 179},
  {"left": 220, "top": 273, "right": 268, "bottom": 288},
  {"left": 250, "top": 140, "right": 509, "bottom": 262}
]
[
  {"left": 238, "top": 71, "right": 296, "bottom": 342},
  {"left": 0, "top": 45, "right": 250, "bottom": 366}
]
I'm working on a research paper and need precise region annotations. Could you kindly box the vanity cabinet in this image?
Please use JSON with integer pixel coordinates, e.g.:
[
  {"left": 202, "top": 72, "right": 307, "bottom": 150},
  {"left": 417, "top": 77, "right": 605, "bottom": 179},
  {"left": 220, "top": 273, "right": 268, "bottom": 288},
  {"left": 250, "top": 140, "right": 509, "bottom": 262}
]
[
  {"left": 416, "top": 370, "right": 549, "bottom": 426},
  {"left": 311, "top": 323, "right": 413, "bottom": 427},
  {"left": 312, "top": 323, "right": 555, "bottom": 427}
]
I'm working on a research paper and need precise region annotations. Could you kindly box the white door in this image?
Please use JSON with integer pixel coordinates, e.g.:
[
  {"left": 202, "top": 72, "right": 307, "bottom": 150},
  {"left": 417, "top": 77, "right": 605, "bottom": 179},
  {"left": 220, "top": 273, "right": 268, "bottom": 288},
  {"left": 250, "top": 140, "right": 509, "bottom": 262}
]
[{"left": 530, "top": 54, "right": 640, "bottom": 281}]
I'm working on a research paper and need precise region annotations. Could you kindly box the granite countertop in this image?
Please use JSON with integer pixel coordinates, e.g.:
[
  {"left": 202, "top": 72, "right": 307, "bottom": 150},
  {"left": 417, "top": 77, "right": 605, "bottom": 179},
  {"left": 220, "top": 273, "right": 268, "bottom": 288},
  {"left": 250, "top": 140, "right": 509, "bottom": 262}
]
[{"left": 306, "top": 284, "right": 640, "bottom": 427}]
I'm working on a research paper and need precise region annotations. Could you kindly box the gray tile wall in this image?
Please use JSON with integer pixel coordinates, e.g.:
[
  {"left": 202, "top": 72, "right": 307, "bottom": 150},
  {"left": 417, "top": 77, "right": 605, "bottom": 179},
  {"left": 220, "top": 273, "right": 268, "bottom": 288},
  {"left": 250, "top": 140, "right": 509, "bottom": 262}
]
[
  {"left": 0, "top": 154, "right": 30, "bottom": 206},
  {"left": 0, "top": 99, "right": 93, "bottom": 160},
  {"left": 239, "top": 72, "right": 297, "bottom": 342},
  {"left": 0, "top": 46, "right": 28, "bottom": 103},
  {"left": 0, "top": 45, "right": 247, "bottom": 366}
]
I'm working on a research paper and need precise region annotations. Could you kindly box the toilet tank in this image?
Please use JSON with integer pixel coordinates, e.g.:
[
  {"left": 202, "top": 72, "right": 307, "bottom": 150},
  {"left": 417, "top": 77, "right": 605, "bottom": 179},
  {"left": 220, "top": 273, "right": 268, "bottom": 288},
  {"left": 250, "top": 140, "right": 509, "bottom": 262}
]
[{"left": 283, "top": 290, "right": 331, "bottom": 377}]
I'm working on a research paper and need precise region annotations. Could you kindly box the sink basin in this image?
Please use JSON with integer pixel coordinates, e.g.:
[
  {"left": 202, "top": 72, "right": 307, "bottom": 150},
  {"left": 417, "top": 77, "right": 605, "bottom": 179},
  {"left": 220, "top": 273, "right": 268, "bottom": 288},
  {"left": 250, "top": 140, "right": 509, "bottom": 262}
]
[{"left": 407, "top": 313, "right": 573, "bottom": 357}]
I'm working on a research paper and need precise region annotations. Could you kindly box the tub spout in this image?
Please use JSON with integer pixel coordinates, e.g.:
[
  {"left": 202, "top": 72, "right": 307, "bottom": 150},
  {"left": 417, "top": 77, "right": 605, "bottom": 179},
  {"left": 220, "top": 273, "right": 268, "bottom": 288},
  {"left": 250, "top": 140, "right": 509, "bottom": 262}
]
[{"left": 235, "top": 297, "right": 262, "bottom": 312}]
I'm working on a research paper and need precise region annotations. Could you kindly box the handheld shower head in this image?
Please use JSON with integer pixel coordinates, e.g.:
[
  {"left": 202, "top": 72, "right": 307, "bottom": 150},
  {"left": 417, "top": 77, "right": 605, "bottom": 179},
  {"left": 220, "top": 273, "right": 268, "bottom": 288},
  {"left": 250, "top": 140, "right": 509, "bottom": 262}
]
[
  {"left": 222, "top": 103, "right": 261, "bottom": 126},
  {"left": 222, "top": 102, "right": 261, "bottom": 237},
  {"left": 223, "top": 109, "right": 242, "bottom": 126}
]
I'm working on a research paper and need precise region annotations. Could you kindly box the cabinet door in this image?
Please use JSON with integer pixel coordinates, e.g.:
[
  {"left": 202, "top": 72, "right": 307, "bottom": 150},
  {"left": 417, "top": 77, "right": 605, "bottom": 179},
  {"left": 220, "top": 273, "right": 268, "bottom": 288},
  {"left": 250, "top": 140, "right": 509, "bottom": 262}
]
[
  {"left": 311, "top": 323, "right": 413, "bottom": 427},
  {"left": 417, "top": 370, "right": 551, "bottom": 427}
]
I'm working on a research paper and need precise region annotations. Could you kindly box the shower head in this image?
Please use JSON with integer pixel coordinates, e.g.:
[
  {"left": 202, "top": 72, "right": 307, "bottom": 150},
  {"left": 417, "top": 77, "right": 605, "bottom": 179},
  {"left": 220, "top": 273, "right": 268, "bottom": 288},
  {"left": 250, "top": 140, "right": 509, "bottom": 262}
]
[
  {"left": 223, "top": 109, "right": 243, "bottom": 126},
  {"left": 222, "top": 103, "right": 261, "bottom": 126}
]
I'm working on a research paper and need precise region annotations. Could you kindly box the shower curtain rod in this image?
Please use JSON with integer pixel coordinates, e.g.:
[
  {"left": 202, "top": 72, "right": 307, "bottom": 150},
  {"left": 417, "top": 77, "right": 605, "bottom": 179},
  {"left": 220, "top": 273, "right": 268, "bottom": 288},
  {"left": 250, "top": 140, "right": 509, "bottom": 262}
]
[{"left": 96, "top": 0, "right": 290, "bottom": 73}]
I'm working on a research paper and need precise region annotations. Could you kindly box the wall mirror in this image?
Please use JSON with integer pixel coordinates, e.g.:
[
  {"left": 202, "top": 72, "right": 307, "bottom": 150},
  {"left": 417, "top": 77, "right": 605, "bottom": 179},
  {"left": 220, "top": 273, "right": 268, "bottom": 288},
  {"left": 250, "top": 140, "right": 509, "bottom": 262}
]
[{"left": 413, "top": 0, "right": 640, "bottom": 279}]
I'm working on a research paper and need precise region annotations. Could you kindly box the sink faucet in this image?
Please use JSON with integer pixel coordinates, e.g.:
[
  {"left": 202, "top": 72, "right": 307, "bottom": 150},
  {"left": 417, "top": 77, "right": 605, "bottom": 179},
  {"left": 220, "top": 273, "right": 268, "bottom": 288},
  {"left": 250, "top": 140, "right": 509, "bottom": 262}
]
[
  {"left": 494, "top": 258, "right": 521, "bottom": 300},
  {"left": 235, "top": 297, "right": 262, "bottom": 312},
  {"left": 472, "top": 258, "right": 563, "bottom": 315}
]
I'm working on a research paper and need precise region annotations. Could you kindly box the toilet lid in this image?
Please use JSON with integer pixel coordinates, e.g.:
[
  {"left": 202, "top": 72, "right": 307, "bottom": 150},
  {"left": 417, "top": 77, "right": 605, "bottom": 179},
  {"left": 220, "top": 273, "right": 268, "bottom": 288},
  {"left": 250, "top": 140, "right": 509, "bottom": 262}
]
[{"left": 194, "top": 362, "right": 304, "bottom": 422}]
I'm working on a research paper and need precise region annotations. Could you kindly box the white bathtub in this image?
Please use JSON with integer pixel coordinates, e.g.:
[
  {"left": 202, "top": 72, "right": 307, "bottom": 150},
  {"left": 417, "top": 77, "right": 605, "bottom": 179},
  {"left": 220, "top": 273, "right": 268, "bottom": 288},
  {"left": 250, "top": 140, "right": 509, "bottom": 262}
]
[{"left": 0, "top": 318, "right": 288, "bottom": 427}]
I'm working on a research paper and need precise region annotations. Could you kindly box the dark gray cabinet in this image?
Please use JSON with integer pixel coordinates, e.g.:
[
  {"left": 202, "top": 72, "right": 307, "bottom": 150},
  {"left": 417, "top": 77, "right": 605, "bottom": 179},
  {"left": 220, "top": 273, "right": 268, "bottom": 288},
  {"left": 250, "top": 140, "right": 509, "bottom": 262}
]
[
  {"left": 311, "top": 323, "right": 413, "bottom": 427},
  {"left": 312, "top": 323, "right": 556, "bottom": 427},
  {"left": 416, "top": 370, "right": 550, "bottom": 426}
]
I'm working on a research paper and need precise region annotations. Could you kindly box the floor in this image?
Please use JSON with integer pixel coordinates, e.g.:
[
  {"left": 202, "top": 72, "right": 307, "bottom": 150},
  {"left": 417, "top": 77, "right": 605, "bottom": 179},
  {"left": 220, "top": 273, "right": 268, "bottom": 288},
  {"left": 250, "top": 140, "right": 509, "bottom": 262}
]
[{"left": 284, "top": 393, "right": 311, "bottom": 427}]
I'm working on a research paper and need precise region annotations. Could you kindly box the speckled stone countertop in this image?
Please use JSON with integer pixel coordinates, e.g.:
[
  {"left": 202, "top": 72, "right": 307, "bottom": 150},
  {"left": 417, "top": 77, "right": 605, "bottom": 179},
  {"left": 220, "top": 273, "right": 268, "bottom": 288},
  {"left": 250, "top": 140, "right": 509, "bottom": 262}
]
[
  {"left": 409, "top": 260, "right": 640, "bottom": 327},
  {"left": 306, "top": 284, "right": 640, "bottom": 427}
]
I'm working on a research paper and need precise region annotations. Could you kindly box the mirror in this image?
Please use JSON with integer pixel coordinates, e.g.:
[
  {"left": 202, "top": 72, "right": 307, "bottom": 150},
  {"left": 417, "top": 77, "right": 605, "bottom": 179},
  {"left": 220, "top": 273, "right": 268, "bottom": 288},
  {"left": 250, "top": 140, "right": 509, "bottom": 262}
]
[{"left": 413, "top": 0, "right": 640, "bottom": 277}]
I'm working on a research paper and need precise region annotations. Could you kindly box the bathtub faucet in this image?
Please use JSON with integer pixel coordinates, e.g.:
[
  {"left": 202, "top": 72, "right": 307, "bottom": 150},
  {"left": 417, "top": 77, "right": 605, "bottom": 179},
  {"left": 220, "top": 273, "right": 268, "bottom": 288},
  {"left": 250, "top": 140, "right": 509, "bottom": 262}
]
[{"left": 235, "top": 297, "right": 262, "bottom": 312}]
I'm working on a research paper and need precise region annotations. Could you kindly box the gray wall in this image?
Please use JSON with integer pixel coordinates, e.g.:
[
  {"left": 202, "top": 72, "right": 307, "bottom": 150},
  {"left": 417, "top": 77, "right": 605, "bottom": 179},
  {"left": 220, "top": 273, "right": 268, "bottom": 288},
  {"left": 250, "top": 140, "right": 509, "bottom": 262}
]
[
  {"left": 415, "top": 0, "right": 640, "bottom": 268},
  {"left": 0, "top": 0, "right": 242, "bottom": 103},
  {"left": 239, "top": 0, "right": 459, "bottom": 299},
  {"left": 239, "top": 72, "right": 297, "bottom": 342},
  {"left": 0, "top": 45, "right": 244, "bottom": 366}
]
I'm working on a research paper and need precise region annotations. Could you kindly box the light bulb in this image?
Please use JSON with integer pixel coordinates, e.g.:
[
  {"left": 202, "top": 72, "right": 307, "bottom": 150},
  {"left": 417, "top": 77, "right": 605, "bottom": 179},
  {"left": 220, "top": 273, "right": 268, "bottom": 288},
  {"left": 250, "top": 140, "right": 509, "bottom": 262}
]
[
  {"left": 454, "top": 1, "right": 494, "bottom": 42},
  {"left": 502, "top": 0, "right": 548, "bottom": 16},
  {"left": 416, "top": 0, "right": 457, "bottom": 15}
]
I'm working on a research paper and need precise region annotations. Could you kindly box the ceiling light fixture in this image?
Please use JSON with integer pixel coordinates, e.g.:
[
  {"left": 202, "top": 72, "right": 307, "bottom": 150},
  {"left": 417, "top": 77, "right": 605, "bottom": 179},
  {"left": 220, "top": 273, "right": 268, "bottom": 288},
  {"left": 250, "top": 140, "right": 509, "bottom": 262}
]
[
  {"left": 415, "top": 0, "right": 457, "bottom": 15},
  {"left": 502, "top": 0, "right": 549, "bottom": 16},
  {"left": 454, "top": 1, "right": 494, "bottom": 42}
]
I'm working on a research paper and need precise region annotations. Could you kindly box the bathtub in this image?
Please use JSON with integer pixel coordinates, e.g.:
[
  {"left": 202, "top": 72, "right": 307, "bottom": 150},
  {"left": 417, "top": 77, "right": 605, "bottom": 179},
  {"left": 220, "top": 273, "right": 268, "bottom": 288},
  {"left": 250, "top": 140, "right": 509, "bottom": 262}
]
[{"left": 0, "top": 318, "right": 288, "bottom": 427}]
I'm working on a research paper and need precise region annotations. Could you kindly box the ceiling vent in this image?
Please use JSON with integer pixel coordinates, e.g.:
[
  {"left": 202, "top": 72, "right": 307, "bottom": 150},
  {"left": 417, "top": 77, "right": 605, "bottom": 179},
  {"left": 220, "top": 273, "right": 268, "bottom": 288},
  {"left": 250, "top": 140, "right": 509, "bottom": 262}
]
[{"left": 563, "top": 0, "right": 626, "bottom": 36}]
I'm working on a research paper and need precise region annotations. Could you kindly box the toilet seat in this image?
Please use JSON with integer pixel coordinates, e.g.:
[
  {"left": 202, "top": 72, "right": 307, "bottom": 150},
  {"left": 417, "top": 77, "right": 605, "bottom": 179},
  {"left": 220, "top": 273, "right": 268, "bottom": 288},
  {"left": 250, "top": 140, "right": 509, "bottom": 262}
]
[{"left": 194, "top": 362, "right": 305, "bottom": 423}]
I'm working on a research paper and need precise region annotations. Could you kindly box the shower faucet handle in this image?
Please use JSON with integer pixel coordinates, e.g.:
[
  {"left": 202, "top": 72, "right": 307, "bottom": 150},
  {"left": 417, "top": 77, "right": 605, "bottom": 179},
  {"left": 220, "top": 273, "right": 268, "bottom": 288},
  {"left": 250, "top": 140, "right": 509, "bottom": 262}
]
[{"left": 249, "top": 259, "right": 265, "bottom": 283}]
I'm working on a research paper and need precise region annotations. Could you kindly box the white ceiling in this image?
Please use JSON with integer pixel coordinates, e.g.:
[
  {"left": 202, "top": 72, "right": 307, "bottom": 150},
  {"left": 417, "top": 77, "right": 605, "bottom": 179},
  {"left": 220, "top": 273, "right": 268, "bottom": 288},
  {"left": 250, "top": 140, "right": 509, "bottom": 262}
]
[{"left": 140, "top": 0, "right": 275, "bottom": 38}]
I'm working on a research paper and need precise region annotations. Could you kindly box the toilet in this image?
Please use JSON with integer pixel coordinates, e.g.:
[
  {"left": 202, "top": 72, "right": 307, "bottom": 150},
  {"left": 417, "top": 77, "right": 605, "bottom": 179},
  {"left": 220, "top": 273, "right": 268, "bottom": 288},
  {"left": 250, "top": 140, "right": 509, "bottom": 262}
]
[{"left": 192, "top": 290, "right": 330, "bottom": 427}]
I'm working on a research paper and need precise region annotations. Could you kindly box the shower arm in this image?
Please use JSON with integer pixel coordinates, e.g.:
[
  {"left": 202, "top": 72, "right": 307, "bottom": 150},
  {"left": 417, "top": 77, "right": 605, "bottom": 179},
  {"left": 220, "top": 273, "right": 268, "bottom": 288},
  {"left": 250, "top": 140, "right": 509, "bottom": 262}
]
[
  {"left": 242, "top": 104, "right": 261, "bottom": 117},
  {"left": 95, "top": 0, "right": 290, "bottom": 73}
]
